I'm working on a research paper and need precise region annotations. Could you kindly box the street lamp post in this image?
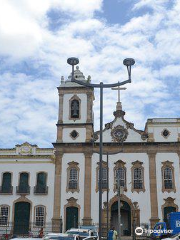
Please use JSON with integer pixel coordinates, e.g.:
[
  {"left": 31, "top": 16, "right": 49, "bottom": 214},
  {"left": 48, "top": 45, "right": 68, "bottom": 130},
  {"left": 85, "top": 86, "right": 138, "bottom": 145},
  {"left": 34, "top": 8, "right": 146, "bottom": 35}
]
[
  {"left": 117, "top": 181, "right": 124, "bottom": 240},
  {"left": 67, "top": 57, "right": 135, "bottom": 240}
]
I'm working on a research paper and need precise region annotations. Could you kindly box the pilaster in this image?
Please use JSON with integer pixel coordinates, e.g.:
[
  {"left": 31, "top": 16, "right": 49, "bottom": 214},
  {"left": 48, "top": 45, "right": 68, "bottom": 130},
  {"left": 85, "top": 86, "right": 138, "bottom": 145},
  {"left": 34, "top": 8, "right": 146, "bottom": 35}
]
[
  {"left": 148, "top": 151, "right": 159, "bottom": 227},
  {"left": 58, "top": 93, "right": 63, "bottom": 123},
  {"left": 82, "top": 152, "right": 92, "bottom": 225},
  {"left": 52, "top": 152, "right": 63, "bottom": 232},
  {"left": 86, "top": 92, "right": 93, "bottom": 123}
]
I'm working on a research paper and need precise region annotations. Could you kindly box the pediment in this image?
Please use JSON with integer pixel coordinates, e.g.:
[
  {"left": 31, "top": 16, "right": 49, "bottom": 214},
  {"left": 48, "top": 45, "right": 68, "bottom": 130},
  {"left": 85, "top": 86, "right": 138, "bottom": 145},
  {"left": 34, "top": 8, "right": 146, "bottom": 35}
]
[
  {"left": 15, "top": 142, "right": 37, "bottom": 155},
  {"left": 94, "top": 110, "right": 148, "bottom": 143}
]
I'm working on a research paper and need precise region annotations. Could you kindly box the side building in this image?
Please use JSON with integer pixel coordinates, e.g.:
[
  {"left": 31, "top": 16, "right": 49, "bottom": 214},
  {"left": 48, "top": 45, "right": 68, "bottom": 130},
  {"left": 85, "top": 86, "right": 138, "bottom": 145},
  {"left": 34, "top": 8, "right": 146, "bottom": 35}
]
[
  {"left": 0, "top": 142, "right": 55, "bottom": 235},
  {"left": 53, "top": 66, "right": 180, "bottom": 236}
]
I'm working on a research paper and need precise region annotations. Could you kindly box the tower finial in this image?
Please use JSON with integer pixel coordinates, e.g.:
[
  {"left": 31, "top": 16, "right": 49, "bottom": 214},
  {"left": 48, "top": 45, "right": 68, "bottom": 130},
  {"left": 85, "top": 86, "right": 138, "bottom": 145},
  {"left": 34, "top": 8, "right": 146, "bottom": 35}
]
[
  {"left": 61, "top": 76, "right": 65, "bottom": 84},
  {"left": 111, "top": 84, "right": 127, "bottom": 110}
]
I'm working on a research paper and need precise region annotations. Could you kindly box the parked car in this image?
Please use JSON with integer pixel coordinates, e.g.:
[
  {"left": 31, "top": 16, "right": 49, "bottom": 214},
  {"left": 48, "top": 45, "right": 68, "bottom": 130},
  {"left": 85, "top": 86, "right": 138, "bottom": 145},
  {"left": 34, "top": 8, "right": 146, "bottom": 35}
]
[
  {"left": 43, "top": 233, "right": 79, "bottom": 240},
  {"left": 79, "top": 226, "right": 98, "bottom": 237},
  {"left": 11, "top": 238, "right": 41, "bottom": 240},
  {"left": 66, "top": 229, "right": 97, "bottom": 239}
]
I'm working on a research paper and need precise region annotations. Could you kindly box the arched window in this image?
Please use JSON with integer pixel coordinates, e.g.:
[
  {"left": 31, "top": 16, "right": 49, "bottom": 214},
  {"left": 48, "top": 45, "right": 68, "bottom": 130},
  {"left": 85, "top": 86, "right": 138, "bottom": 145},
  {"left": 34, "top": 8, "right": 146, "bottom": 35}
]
[
  {"left": 131, "top": 161, "right": 145, "bottom": 192},
  {"left": 17, "top": 172, "right": 30, "bottom": 194},
  {"left": 35, "top": 172, "right": 47, "bottom": 194},
  {"left": 98, "top": 168, "right": 107, "bottom": 190},
  {"left": 0, "top": 205, "right": 9, "bottom": 226},
  {"left": 115, "top": 167, "right": 126, "bottom": 188},
  {"left": 69, "top": 168, "right": 78, "bottom": 189},
  {"left": 1, "top": 172, "right": 12, "bottom": 194},
  {"left": 67, "top": 162, "right": 80, "bottom": 192},
  {"left": 164, "top": 167, "right": 173, "bottom": 189},
  {"left": 133, "top": 168, "right": 143, "bottom": 189},
  {"left": 35, "top": 206, "right": 46, "bottom": 227},
  {"left": 71, "top": 99, "right": 80, "bottom": 118},
  {"left": 161, "top": 161, "right": 175, "bottom": 192}
]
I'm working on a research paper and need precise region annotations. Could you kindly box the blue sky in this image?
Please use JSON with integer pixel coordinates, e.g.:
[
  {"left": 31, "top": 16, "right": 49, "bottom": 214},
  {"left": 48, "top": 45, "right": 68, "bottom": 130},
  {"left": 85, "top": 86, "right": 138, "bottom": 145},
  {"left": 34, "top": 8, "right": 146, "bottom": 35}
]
[{"left": 0, "top": 0, "right": 180, "bottom": 148}]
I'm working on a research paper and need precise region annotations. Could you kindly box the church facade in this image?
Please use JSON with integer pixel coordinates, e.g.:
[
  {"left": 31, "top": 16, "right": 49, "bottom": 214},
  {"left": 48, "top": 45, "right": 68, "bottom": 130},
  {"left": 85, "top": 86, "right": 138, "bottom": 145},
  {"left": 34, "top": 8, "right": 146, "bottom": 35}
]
[{"left": 0, "top": 66, "right": 180, "bottom": 236}]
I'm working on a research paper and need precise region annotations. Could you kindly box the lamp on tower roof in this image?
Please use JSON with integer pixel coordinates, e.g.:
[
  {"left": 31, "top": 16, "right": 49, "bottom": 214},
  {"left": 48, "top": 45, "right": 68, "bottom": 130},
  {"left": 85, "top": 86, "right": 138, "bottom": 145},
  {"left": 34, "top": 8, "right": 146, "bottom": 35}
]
[{"left": 67, "top": 57, "right": 79, "bottom": 82}]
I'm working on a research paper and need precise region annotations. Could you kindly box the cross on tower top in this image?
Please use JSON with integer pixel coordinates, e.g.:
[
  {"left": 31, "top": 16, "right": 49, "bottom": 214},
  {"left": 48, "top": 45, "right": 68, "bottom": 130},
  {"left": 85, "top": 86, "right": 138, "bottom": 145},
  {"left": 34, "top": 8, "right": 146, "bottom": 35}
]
[{"left": 111, "top": 84, "right": 127, "bottom": 111}]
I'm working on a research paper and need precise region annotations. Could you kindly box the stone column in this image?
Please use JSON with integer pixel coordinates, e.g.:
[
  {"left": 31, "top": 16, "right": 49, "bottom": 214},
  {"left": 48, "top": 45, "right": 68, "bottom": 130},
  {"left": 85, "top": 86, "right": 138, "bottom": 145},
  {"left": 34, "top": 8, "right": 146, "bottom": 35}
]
[
  {"left": 148, "top": 152, "right": 159, "bottom": 228},
  {"left": 52, "top": 152, "right": 63, "bottom": 232},
  {"left": 82, "top": 152, "right": 92, "bottom": 225}
]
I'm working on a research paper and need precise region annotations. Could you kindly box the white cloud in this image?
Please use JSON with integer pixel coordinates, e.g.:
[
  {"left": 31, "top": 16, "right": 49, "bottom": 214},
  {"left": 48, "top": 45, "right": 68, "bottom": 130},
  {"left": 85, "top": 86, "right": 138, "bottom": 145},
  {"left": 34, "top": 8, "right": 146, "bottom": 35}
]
[
  {"left": 0, "top": 0, "right": 102, "bottom": 59},
  {"left": 0, "top": 0, "right": 180, "bottom": 147}
]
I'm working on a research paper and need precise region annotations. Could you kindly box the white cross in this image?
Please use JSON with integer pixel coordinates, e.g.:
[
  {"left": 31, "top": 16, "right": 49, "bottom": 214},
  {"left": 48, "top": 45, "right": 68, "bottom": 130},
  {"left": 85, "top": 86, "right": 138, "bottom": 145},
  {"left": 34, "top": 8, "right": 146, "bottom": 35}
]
[{"left": 111, "top": 85, "right": 127, "bottom": 102}]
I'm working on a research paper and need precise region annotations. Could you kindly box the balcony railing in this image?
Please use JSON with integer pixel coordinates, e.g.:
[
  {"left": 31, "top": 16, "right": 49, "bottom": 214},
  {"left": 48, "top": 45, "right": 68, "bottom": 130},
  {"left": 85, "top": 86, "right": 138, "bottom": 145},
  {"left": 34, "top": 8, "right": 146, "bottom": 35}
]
[
  {"left": 16, "top": 185, "right": 30, "bottom": 194},
  {"left": 34, "top": 186, "right": 48, "bottom": 194},
  {"left": 0, "top": 186, "right": 13, "bottom": 194}
]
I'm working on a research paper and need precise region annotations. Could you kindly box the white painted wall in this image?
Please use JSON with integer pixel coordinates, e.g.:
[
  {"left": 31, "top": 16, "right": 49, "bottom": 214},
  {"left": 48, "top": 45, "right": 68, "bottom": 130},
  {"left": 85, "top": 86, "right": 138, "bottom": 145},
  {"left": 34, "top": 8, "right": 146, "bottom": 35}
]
[
  {"left": 91, "top": 152, "right": 151, "bottom": 225},
  {"left": 61, "top": 153, "right": 85, "bottom": 229},
  {"left": 63, "top": 94, "right": 87, "bottom": 123},
  {"left": 62, "top": 128, "right": 86, "bottom": 142},
  {"left": 156, "top": 153, "right": 180, "bottom": 221},
  {"left": 0, "top": 161, "right": 55, "bottom": 223},
  {"left": 148, "top": 126, "right": 178, "bottom": 142}
]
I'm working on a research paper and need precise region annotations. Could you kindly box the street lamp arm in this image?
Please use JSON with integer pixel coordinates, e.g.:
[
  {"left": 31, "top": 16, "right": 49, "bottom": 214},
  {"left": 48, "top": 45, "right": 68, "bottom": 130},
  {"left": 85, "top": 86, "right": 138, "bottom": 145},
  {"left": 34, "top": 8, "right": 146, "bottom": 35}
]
[
  {"left": 102, "top": 79, "right": 131, "bottom": 88},
  {"left": 72, "top": 79, "right": 131, "bottom": 88},
  {"left": 71, "top": 79, "right": 100, "bottom": 88}
]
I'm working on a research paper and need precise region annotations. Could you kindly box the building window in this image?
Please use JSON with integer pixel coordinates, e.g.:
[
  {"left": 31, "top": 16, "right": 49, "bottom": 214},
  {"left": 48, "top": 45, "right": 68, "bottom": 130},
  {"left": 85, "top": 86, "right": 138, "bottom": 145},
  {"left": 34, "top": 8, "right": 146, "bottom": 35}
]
[
  {"left": 0, "top": 172, "right": 12, "bottom": 194},
  {"left": 161, "top": 129, "right": 170, "bottom": 138},
  {"left": 98, "top": 168, "right": 107, "bottom": 190},
  {"left": 131, "top": 161, "right": 145, "bottom": 193},
  {"left": 0, "top": 205, "right": 9, "bottom": 226},
  {"left": 116, "top": 168, "right": 126, "bottom": 188},
  {"left": 34, "top": 172, "right": 48, "bottom": 194},
  {"left": 133, "top": 168, "right": 143, "bottom": 189},
  {"left": 114, "top": 160, "right": 127, "bottom": 192},
  {"left": 70, "top": 130, "right": 79, "bottom": 140},
  {"left": 35, "top": 206, "right": 45, "bottom": 227},
  {"left": 67, "top": 162, "right": 80, "bottom": 193},
  {"left": 162, "top": 161, "right": 175, "bottom": 193},
  {"left": 96, "top": 162, "right": 108, "bottom": 192},
  {"left": 71, "top": 100, "right": 80, "bottom": 118},
  {"left": 17, "top": 172, "right": 30, "bottom": 194},
  {"left": 164, "top": 168, "right": 173, "bottom": 189},
  {"left": 69, "top": 168, "right": 78, "bottom": 189}
]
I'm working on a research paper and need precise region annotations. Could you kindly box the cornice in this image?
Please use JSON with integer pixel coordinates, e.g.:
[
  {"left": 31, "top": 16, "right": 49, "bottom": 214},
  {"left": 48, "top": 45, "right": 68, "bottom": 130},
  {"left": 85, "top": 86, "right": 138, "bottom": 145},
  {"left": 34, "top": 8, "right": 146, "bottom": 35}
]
[
  {"left": 0, "top": 155, "right": 54, "bottom": 160},
  {"left": 57, "top": 87, "right": 94, "bottom": 93},
  {"left": 53, "top": 141, "right": 180, "bottom": 154},
  {"left": 56, "top": 122, "right": 93, "bottom": 127}
]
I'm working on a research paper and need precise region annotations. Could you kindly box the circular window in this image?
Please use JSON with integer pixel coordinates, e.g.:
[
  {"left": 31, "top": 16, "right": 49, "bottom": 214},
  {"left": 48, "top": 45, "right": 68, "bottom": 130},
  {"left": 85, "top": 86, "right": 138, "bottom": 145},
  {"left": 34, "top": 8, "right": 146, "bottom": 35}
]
[
  {"left": 162, "top": 129, "right": 170, "bottom": 138},
  {"left": 70, "top": 130, "right": 79, "bottom": 139}
]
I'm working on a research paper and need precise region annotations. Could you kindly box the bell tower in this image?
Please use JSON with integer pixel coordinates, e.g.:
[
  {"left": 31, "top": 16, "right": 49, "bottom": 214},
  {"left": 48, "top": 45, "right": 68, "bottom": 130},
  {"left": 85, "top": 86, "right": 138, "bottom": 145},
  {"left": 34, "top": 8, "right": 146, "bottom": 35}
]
[{"left": 56, "top": 66, "right": 94, "bottom": 143}]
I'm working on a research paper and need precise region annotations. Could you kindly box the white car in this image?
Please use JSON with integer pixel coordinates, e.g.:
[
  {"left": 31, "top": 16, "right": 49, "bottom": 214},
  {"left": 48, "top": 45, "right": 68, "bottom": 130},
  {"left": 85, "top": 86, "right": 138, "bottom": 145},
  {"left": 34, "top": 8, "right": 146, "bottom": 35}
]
[
  {"left": 12, "top": 239, "right": 42, "bottom": 240},
  {"left": 66, "top": 228, "right": 97, "bottom": 239},
  {"left": 43, "top": 233, "right": 79, "bottom": 240}
]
